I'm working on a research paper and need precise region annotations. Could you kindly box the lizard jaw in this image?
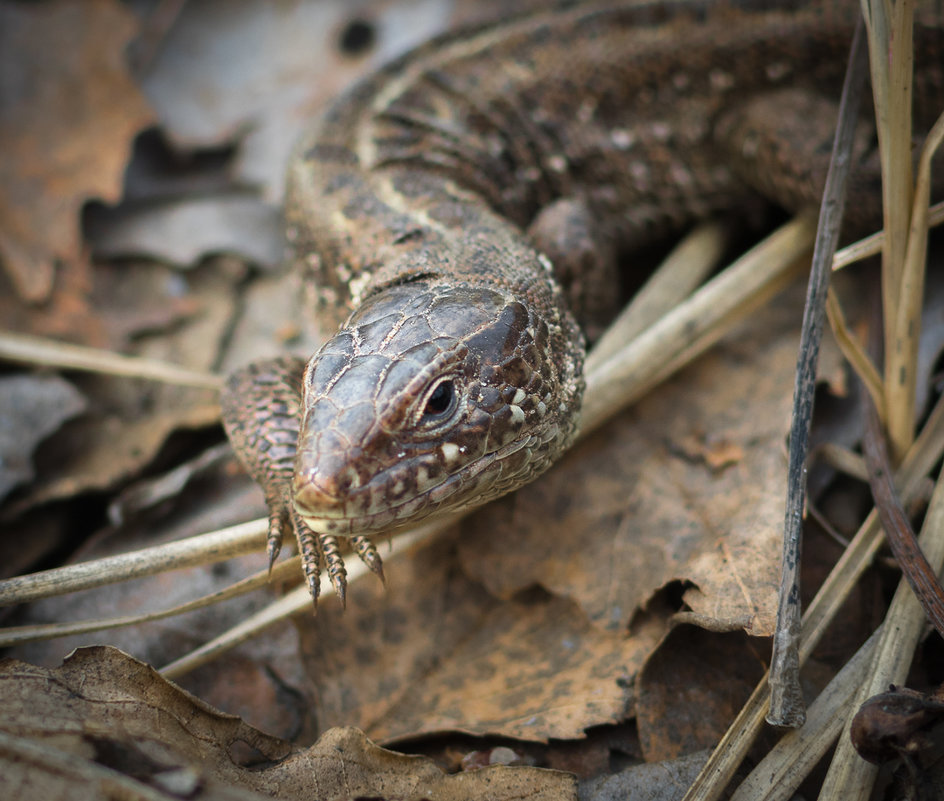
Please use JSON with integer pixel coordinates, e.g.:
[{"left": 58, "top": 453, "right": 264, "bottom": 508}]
[{"left": 291, "top": 425, "right": 560, "bottom": 537}]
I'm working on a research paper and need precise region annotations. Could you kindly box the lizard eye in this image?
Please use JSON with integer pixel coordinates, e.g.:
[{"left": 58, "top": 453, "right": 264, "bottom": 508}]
[{"left": 420, "top": 378, "right": 456, "bottom": 423}]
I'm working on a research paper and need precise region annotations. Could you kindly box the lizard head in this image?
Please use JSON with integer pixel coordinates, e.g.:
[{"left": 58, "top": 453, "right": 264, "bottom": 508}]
[{"left": 291, "top": 279, "right": 583, "bottom": 537}]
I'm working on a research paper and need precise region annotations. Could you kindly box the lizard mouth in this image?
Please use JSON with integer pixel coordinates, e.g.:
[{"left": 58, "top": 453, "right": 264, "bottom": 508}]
[{"left": 293, "top": 428, "right": 554, "bottom": 537}]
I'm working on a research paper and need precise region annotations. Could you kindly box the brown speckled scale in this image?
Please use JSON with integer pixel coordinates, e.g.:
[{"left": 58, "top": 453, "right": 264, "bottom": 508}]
[{"left": 222, "top": 0, "right": 944, "bottom": 604}]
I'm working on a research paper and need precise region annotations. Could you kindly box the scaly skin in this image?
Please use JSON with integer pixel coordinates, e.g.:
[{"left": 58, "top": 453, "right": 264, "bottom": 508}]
[{"left": 222, "top": 0, "right": 944, "bottom": 604}]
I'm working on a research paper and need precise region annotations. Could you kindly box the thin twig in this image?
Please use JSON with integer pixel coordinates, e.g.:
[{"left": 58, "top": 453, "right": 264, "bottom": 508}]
[
  {"left": 159, "top": 528, "right": 434, "bottom": 679},
  {"left": 890, "top": 103, "right": 944, "bottom": 435},
  {"left": 0, "top": 331, "right": 223, "bottom": 390},
  {"left": 863, "top": 404, "right": 944, "bottom": 637},
  {"left": 586, "top": 220, "right": 728, "bottom": 371},
  {"left": 730, "top": 627, "right": 881, "bottom": 801},
  {"left": 831, "top": 199, "right": 944, "bottom": 270},
  {"left": 0, "top": 557, "right": 301, "bottom": 648},
  {"left": 824, "top": 287, "right": 885, "bottom": 420},
  {"left": 863, "top": 0, "right": 916, "bottom": 461}
]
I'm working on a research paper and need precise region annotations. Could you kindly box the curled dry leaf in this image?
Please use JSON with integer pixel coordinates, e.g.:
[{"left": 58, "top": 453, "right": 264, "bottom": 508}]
[
  {"left": 267, "top": 728, "right": 578, "bottom": 801},
  {"left": 0, "top": 645, "right": 291, "bottom": 798},
  {"left": 86, "top": 195, "right": 285, "bottom": 273},
  {"left": 851, "top": 685, "right": 944, "bottom": 766},
  {"left": 0, "top": 646, "right": 576, "bottom": 801},
  {"left": 14, "top": 403, "right": 221, "bottom": 513},
  {"left": 9, "top": 256, "right": 236, "bottom": 517}
]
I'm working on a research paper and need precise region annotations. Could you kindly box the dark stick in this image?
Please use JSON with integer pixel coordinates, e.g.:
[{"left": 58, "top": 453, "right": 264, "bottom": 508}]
[{"left": 768, "top": 19, "right": 869, "bottom": 728}]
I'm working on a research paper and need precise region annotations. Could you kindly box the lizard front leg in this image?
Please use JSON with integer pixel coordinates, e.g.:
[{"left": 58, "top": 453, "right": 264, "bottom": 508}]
[{"left": 221, "top": 357, "right": 381, "bottom": 607}]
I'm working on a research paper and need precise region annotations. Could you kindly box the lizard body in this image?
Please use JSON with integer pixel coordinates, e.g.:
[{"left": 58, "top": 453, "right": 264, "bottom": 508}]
[{"left": 222, "top": 0, "right": 944, "bottom": 603}]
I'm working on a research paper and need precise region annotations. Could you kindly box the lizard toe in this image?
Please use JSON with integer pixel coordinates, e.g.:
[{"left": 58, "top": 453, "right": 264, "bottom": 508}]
[
  {"left": 322, "top": 535, "right": 348, "bottom": 607},
  {"left": 292, "top": 508, "right": 323, "bottom": 608},
  {"left": 353, "top": 535, "right": 385, "bottom": 585}
]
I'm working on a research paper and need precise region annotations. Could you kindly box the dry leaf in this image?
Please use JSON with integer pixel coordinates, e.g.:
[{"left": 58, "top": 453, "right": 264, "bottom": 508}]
[
  {"left": 267, "top": 727, "right": 578, "bottom": 801},
  {"left": 671, "top": 431, "right": 745, "bottom": 472},
  {"left": 298, "top": 532, "right": 671, "bottom": 742},
  {"left": 0, "top": 0, "right": 153, "bottom": 303},
  {"left": 88, "top": 260, "right": 208, "bottom": 347},
  {"left": 17, "top": 404, "right": 220, "bottom": 512},
  {"left": 137, "top": 0, "right": 456, "bottom": 202},
  {"left": 0, "top": 647, "right": 576, "bottom": 801},
  {"left": 0, "top": 374, "right": 86, "bottom": 502},
  {"left": 459, "top": 285, "right": 837, "bottom": 637},
  {"left": 12, "top": 257, "right": 239, "bottom": 517},
  {"left": 0, "top": 647, "right": 291, "bottom": 786},
  {"left": 7, "top": 471, "right": 309, "bottom": 742},
  {"left": 635, "top": 626, "right": 767, "bottom": 762},
  {"left": 582, "top": 748, "right": 710, "bottom": 801},
  {"left": 86, "top": 195, "right": 284, "bottom": 271}
]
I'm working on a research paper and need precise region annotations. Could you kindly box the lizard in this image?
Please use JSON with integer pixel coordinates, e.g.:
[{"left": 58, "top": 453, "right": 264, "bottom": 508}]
[{"left": 221, "top": 0, "right": 944, "bottom": 606}]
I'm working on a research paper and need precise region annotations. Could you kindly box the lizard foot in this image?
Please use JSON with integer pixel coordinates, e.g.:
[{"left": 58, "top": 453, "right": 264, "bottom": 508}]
[
  {"left": 291, "top": 524, "right": 385, "bottom": 608},
  {"left": 264, "top": 491, "right": 384, "bottom": 608}
]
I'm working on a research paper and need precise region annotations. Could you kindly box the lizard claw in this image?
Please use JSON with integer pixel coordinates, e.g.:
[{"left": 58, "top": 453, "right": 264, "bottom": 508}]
[
  {"left": 352, "top": 535, "right": 385, "bottom": 585},
  {"left": 264, "top": 499, "right": 286, "bottom": 576}
]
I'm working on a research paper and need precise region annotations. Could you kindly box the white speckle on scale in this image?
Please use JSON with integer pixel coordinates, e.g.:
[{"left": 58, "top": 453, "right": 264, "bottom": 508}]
[
  {"left": 547, "top": 154, "right": 567, "bottom": 173},
  {"left": 611, "top": 129, "right": 635, "bottom": 150}
]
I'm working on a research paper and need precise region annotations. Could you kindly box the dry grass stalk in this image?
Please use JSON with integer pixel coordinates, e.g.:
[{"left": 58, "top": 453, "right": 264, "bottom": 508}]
[{"left": 864, "top": 0, "right": 918, "bottom": 460}]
